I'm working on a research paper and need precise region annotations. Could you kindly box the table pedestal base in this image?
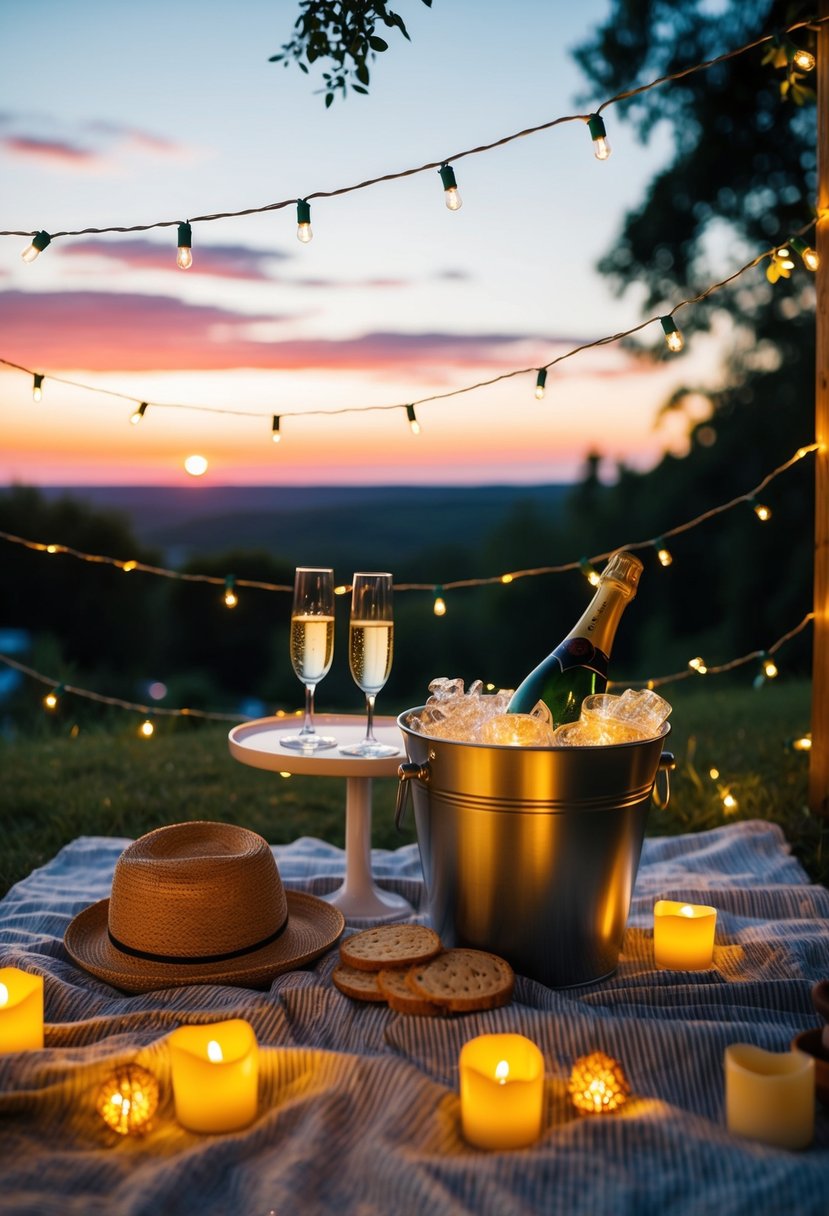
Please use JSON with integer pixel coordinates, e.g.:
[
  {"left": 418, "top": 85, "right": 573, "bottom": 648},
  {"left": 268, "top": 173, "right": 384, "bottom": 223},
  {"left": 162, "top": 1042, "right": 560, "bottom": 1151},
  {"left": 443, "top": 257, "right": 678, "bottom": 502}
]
[{"left": 322, "top": 776, "right": 413, "bottom": 920}]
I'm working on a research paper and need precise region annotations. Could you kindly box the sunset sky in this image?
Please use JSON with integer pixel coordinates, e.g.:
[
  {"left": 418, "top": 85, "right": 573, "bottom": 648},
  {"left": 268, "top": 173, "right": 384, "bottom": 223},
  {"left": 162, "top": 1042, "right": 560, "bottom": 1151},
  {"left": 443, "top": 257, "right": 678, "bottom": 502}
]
[{"left": 0, "top": 0, "right": 725, "bottom": 487}]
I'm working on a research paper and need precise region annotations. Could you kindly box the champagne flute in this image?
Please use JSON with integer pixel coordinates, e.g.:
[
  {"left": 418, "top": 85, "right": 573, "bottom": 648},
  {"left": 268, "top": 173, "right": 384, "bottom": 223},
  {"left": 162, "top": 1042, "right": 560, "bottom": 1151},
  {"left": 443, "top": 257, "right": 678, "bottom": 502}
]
[
  {"left": 280, "top": 567, "right": 338, "bottom": 751},
  {"left": 339, "top": 572, "right": 400, "bottom": 758}
]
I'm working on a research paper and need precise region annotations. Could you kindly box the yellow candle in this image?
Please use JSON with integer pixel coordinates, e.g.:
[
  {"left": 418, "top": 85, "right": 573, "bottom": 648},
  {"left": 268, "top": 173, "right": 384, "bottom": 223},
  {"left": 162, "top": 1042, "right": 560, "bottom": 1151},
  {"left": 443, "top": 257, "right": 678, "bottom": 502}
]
[
  {"left": 459, "top": 1033, "right": 544, "bottom": 1150},
  {"left": 169, "top": 1019, "right": 259, "bottom": 1133},
  {"left": 653, "top": 900, "right": 717, "bottom": 969},
  {"left": 0, "top": 968, "right": 44, "bottom": 1052},
  {"left": 725, "top": 1043, "right": 814, "bottom": 1150}
]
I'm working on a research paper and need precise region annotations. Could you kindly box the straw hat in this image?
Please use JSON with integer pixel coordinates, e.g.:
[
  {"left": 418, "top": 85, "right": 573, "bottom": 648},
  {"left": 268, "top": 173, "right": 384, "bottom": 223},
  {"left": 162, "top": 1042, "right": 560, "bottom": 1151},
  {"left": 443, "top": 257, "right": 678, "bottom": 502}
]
[{"left": 64, "top": 821, "right": 345, "bottom": 993}]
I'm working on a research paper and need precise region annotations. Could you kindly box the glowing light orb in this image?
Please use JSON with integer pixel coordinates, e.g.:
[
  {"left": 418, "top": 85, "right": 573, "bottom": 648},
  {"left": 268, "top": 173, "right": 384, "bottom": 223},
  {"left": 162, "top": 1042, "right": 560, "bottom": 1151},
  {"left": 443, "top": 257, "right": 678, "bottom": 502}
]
[
  {"left": 96, "top": 1064, "right": 159, "bottom": 1136},
  {"left": 568, "top": 1050, "right": 630, "bottom": 1115}
]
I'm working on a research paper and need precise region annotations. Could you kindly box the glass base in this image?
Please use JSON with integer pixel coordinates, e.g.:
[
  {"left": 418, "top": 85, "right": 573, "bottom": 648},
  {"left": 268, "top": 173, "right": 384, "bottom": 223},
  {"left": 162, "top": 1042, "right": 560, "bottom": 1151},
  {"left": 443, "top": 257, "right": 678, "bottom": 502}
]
[
  {"left": 280, "top": 732, "right": 338, "bottom": 751},
  {"left": 338, "top": 739, "right": 400, "bottom": 758}
]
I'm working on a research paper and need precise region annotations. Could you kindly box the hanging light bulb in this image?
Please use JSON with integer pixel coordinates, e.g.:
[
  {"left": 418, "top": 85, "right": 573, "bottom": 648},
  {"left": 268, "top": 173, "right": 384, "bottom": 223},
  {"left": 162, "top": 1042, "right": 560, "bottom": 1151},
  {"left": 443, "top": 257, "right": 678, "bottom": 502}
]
[
  {"left": 586, "top": 113, "right": 611, "bottom": 161},
  {"left": 438, "top": 164, "right": 462, "bottom": 211},
  {"left": 406, "top": 404, "right": 421, "bottom": 435},
  {"left": 654, "top": 539, "right": 673, "bottom": 567},
  {"left": 791, "top": 733, "right": 812, "bottom": 752},
  {"left": 21, "top": 230, "right": 51, "bottom": 263},
  {"left": 761, "top": 653, "right": 778, "bottom": 680},
  {"left": 660, "top": 316, "right": 684, "bottom": 353},
  {"left": 271, "top": 415, "right": 281, "bottom": 443},
  {"left": 767, "top": 246, "right": 795, "bottom": 283},
  {"left": 792, "top": 46, "right": 816, "bottom": 72},
  {"left": 43, "top": 684, "right": 63, "bottom": 711},
  {"left": 534, "top": 369, "right": 548, "bottom": 400},
  {"left": 579, "top": 558, "right": 601, "bottom": 587},
  {"left": 433, "top": 585, "right": 447, "bottom": 616},
  {"left": 32, "top": 374, "right": 44, "bottom": 402},
  {"left": 223, "top": 575, "right": 238, "bottom": 608},
  {"left": 176, "top": 222, "right": 193, "bottom": 270},
  {"left": 788, "top": 236, "right": 819, "bottom": 272},
  {"left": 130, "top": 402, "right": 148, "bottom": 426},
  {"left": 139, "top": 718, "right": 155, "bottom": 738},
  {"left": 688, "top": 656, "right": 708, "bottom": 674},
  {"left": 296, "top": 199, "right": 313, "bottom": 243},
  {"left": 749, "top": 497, "right": 772, "bottom": 522}
]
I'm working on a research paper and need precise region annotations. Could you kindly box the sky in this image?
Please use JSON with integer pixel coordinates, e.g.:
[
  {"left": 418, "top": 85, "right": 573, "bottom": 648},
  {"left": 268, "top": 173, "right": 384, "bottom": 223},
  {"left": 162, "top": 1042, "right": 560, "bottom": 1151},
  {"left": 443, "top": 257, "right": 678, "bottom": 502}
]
[{"left": 0, "top": 0, "right": 723, "bottom": 487}]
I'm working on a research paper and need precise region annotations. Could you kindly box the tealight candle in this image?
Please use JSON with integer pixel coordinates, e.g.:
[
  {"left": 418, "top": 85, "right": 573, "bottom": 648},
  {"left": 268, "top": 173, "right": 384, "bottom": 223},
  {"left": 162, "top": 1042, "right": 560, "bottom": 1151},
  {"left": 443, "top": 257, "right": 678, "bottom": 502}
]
[
  {"left": 0, "top": 967, "right": 44, "bottom": 1052},
  {"left": 725, "top": 1043, "right": 814, "bottom": 1150},
  {"left": 169, "top": 1018, "right": 259, "bottom": 1133},
  {"left": 653, "top": 899, "right": 717, "bottom": 969},
  {"left": 459, "top": 1033, "right": 544, "bottom": 1150}
]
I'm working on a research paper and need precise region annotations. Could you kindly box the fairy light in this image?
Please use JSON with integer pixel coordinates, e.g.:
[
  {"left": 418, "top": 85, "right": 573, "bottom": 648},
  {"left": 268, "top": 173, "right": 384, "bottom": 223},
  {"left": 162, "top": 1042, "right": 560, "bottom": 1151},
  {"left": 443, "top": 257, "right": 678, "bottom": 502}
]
[
  {"left": 568, "top": 1051, "right": 629, "bottom": 1115},
  {"left": 750, "top": 497, "right": 772, "bottom": 521},
  {"left": 791, "top": 45, "right": 816, "bottom": 71},
  {"left": 130, "top": 402, "right": 148, "bottom": 426},
  {"left": 654, "top": 539, "right": 673, "bottom": 567},
  {"left": 433, "top": 585, "right": 447, "bottom": 616},
  {"left": 43, "top": 684, "right": 62, "bottom": 711},
  {"left": 296, "top": 199, "right": 313, "bottom": 243},
  {"left": 579, "top": 558, "right": 601, "bottom": 587},
  {"left": 406, "top": 404, "right": 421, "bottom": 435},
  {"left": 709, "top": 767, "right": 720, "bottom": 780},
  {"left": 96, "top": 1065, "right": 159, "bottom": 1137},
  {"left": 139, "top": 718, "right": 155, "bottom": 738},
  {"left": 754, "top": 652, "right": 779, "bottom": 687},
  {"left": 21, "top": 230, "right": 51, "bottom": 263},
  {"left": 689, "top": 656, "right": 708, "bottom": 674},
  {"left": 32, "top": 373, "right": 44, "bottom": 402},
  {"left": 223, "top": 575, "right": 238, "bottom": 608},
  {"left": 660, "top": 315, "right": 684, "bottom": 353},
  {"left": 121, "top": 560, "right": 137, "bottom": 572},
  {"left": 438, "top": 164, "right": 462, "bottom": 211},
  {"left": 788, "top": 235, "right": 819, "bottom": 271},
  {"left": 272, "top": 415, "right": 281, "bottom": 443},
  {"left": 767, "top": 246, "right": 795, "bottom": 283},
  {"left": 334, "top": 584, "right": 349, "bottom": 596},
  {"left": 534, "top": 369, "right": 548, "bottom": 400},
  {"left": 722, "top": 791, "right": 738, "bottom": 812},
  {"left": 500, "top": 573, "right": 514, "bottom": 584},
  {"left": 586, "top": 113, "right": 611, "bottom": 160},
  {"left": 792, "top": 733, "right": 812, "bottom": 752},
  {"left": 176, "top": 222, "right": 192, "bottom": 270}
]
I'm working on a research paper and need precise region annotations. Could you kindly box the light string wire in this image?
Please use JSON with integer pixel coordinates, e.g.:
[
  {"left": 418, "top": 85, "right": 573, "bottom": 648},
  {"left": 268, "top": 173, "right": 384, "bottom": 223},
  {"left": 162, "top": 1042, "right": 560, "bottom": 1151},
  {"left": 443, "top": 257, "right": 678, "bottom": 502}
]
[
  {"left": 0, "top": 442, "right": 817, "bottom": 595},
  {"left": 1, "top": 16, "right": 824, "bottom": 242},
  {"left": 0, "top": 610, "right": 814, "bottom": 721},
  {"left": 0, "top": 224, "right": 818, "bottom": 427}
]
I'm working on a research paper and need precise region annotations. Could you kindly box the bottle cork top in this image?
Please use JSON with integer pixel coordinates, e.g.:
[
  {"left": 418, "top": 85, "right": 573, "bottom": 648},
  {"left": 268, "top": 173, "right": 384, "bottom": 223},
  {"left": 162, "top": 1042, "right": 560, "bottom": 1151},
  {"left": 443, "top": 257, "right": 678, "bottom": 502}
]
[{"left": 600, "top": 550, "right": 644, "bottom": 594}]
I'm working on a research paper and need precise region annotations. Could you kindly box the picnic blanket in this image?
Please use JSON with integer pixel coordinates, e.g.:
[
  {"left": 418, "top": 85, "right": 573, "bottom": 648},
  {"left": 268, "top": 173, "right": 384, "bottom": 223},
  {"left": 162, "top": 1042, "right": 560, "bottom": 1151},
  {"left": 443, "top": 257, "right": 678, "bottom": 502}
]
[{"left": 0, "top": 819, "right": 827, "bottom": 1216}]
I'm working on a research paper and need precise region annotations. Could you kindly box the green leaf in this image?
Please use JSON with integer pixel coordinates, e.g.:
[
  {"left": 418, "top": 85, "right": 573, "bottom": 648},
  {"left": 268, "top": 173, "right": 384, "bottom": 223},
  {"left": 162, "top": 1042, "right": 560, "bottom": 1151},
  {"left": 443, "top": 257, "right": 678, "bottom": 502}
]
[
  {"left": 325, "top": 92, "right": 334, "bottom": 108},
  {"left": 369, "top": 35, "right": 389, "bottom": 51},
  {"left": 352, "top": 84, "right": 369, "bottom": 94},
  {"left": 356, "top": 60, "right": 370, "bottom": 85}
]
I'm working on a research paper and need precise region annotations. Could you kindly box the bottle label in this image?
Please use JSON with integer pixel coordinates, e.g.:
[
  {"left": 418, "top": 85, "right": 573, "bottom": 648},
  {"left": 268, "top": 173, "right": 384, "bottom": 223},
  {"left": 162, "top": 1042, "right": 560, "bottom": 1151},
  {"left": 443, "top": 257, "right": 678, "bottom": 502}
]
[{"left": 556, "top": 637, "right": 608, "bottom": 677}]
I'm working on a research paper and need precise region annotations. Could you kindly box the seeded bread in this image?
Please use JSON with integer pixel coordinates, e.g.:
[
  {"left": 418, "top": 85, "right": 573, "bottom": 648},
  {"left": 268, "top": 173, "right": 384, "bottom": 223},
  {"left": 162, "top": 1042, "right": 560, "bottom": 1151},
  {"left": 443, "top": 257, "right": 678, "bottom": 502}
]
[
  {"left": 377, "top": 968, "right": 442, "bottom": 1016},
  {"left": 406, "top": 948, "right": 514, "bottom": 1012},
  {"left": 332, "top": 963, "right": 387, "bottom": 1003},
  {"left": 339, "top": 924, "right": 442, "bottom": 972}
]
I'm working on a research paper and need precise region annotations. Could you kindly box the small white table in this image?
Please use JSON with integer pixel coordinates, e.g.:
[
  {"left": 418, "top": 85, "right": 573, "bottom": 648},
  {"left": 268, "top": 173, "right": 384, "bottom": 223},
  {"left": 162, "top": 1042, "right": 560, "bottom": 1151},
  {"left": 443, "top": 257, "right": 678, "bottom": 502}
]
[{"left": 228, "top": 714, "right": 413, "bottom": 921}]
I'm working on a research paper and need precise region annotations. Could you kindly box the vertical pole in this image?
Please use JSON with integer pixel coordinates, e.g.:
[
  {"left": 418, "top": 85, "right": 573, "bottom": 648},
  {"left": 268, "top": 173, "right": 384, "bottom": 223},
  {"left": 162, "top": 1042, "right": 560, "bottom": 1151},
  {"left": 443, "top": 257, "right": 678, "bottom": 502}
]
[{"left": 810, "top": 1, "right": 829, "bottom": 818}]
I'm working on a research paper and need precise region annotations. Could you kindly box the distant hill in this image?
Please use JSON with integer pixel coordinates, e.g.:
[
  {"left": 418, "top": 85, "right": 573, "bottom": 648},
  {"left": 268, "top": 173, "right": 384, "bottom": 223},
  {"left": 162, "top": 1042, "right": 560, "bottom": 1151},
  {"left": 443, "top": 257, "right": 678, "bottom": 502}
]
[{"left": 37, "top": 484, "right": 572, "bottom": 571}]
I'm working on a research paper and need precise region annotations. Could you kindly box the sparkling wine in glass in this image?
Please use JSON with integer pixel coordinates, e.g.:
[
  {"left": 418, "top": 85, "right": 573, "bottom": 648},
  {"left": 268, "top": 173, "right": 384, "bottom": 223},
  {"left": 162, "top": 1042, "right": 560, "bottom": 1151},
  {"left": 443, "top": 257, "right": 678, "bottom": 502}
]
[
  {"left": 280, "top": 567, "right": 338, "bottom": 751},
  {"left": 339, "top": 572, "right": 400, "bottom": 758}
]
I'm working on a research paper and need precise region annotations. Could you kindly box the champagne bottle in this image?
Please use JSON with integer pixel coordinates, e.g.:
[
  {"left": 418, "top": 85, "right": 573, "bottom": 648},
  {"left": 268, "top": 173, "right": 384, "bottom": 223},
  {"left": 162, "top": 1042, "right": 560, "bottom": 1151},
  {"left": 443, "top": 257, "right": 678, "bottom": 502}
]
[{"left": 506, "top": 551, "right": 644, "bottom": 725}]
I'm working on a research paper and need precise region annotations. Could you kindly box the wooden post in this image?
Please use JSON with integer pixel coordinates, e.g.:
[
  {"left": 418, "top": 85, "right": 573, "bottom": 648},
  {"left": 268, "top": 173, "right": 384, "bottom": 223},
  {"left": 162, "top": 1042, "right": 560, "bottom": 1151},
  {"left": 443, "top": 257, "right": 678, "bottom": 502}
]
[{"left": 811, "top": 0, "right": 829, "bottom": 818}]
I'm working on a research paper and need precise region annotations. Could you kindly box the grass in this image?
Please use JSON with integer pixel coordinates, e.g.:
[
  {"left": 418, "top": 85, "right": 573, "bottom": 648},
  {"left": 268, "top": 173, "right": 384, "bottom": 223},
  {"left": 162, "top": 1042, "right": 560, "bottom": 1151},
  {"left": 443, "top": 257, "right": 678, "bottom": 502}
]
[{"left": 0, "top": 679, "right": 825, "bottom": 897}]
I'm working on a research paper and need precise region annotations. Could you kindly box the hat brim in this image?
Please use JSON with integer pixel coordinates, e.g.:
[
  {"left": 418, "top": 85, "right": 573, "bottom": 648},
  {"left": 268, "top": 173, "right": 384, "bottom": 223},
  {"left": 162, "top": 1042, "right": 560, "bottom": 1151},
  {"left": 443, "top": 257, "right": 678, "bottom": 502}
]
[{"left": 64, "top": 891, "right": 344, "bottom": 994}]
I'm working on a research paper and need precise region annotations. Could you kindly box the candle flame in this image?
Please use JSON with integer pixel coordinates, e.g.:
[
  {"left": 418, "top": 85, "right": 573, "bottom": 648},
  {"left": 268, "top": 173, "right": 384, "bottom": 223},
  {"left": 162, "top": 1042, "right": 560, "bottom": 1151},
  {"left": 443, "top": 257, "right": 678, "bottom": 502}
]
[
  {"left": 495, "top": 1059, "right": 510, "bottom": 1085},
  {"left": 678, "top": 905, "right": 695, "bottom": 917},
  {"left": 206, "top": 1039, "right": 224, "bottom": 1063},
  {"left": 0, "top": 983, "right": 8, "bottom": 1008}
]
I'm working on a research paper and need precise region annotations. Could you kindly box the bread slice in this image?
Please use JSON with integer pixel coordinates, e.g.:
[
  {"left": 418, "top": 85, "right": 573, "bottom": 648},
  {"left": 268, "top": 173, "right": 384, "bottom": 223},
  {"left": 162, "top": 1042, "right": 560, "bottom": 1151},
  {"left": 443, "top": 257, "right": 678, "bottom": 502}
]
[
  {"left": 339, "top": 924, "right": 442, "bottom": 972},
  {"left": 377, "top": 968, "right": 442, "bottom": 1016},
  {"left": 406, "top": 948, "right": 514, "bottom": 1012},
  {"left": 332, "top": 963, "right": 387, "bottom": 1003}
]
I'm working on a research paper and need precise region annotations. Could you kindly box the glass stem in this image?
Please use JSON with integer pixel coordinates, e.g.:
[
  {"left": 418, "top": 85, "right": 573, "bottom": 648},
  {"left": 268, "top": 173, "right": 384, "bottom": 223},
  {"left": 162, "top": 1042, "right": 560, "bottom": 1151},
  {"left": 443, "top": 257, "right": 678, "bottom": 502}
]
[
  {"left": 301, "top": 683, "right": 317, "bottom": 736},
  {"left": 364, "top": 693, "right": 378, "bottom": 743}
]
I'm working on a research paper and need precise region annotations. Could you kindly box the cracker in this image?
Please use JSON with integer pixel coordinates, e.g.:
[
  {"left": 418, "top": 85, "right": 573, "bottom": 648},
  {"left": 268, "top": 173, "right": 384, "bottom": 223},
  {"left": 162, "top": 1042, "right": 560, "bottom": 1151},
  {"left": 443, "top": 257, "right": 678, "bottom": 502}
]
[
  {"left": 339, "top": 924, "right": 442, "bottom": 972},
  {"left": 406, "top": 948, "right": 514, "bottom": 1012},
  {"left": 332, "top": 963, "right": 387, "bottom": 1003},
  {"left": 377, "top": 968, "right": 442, "bottom": 1016}
]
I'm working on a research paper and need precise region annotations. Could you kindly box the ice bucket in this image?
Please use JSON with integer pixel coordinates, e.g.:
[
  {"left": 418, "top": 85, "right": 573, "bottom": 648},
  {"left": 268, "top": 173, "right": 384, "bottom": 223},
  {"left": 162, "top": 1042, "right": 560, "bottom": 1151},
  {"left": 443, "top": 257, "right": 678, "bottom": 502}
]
[{"left": 396, "top": 708, "right": 673, "bottom": 988}]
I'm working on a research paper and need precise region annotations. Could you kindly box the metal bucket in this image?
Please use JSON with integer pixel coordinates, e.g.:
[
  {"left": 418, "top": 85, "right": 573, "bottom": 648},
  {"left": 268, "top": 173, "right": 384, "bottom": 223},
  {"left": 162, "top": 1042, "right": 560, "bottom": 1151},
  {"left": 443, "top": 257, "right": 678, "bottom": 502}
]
[{"left": 396, "top": 708, "right": 673, "bottom": 988}]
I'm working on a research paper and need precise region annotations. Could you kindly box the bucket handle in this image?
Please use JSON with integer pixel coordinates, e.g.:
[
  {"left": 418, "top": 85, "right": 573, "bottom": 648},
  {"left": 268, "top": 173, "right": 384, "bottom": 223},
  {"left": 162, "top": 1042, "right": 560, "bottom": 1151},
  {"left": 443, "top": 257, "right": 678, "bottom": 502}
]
[
  {"left": 652, "top": 750, "right": 675, "bottom": 810},
  {"left": 395, "top": 761, "right": 430, "bottom": 832}
]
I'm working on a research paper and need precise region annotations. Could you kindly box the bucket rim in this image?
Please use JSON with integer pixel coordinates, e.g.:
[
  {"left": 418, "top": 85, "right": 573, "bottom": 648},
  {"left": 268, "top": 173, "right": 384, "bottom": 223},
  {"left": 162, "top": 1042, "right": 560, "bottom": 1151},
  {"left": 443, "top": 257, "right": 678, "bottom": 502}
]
[{"left": 396, "top": 706, "right": 671, "bottom": 752}]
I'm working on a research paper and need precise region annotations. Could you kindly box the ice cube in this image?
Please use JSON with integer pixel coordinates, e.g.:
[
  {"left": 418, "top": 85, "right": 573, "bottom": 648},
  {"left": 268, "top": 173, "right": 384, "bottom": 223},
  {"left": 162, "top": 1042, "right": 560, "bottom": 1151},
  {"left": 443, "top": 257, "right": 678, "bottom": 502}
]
[
  {"left": 581, "top": 689, "right": 671, "bottom": 738},
  {"left": 553, "top": 718, "right": 647, "bottom": 747},
  {"left": 411, "top": 677, "right": 513, "bottom": 741},
  {"left": 480, "top": 713, "right": 557, "bottom": 747}
]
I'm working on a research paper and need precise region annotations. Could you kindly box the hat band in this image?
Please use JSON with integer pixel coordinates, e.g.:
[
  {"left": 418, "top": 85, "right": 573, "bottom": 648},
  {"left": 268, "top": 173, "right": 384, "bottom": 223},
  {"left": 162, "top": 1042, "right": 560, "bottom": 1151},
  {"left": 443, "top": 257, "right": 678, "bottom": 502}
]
[{"left": 107, "top": 910, "right": 288, "bottom": 966}]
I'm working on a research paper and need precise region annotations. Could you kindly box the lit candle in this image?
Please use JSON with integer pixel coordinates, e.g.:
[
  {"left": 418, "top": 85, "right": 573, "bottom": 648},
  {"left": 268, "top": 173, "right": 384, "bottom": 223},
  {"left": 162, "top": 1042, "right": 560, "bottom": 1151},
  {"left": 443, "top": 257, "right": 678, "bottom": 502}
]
[
  {"left": 169, "top": 1019, "right": 259, "bottom": 1133},
  {"left": 725, "top": 1043, "right": 814, "bottom": 1150},
  {"left": 653, "top": 899, "right": 717, "bottom": 969},
  {"left": 459, "top": 1033, "right": 544, "bottom": 1150},
  {"left": 0, "top": 968, "right": 44, "bottom": 1052}
]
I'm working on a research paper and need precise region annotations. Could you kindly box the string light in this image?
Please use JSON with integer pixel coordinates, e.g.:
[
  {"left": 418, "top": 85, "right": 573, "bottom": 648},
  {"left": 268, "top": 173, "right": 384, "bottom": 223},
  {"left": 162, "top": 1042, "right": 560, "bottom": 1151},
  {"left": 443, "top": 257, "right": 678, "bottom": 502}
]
[
  {"left": 405, "top": 404, "right": 421, "bottom": 435},
  {"left": 689, "top": 656, "right": 708, "bottom": 674},
  {"left": 579, "top": 558, "right": 601, "bottom": 587},
  {"left": 753, "top": 652, "right": 779, "bottom": 687},
  {"left": 721, "top": 791, "right": 738, "bottom": 812},
  {"left": 271, "top": 415, "right": 281, "bottom": 443},
  {"left": 433, "top": 585, "right": 447, "bottom": 616},
  {"left": 534, "top": 369, "right": 547, "bottom": 400},
  {"left": 32, "top": 373, "right": 44, "bottom": 403},
  {"left": 296, "top": 198, "right": 313, "bottom": 243},
  {"left": 791, "top": 733, "right": 812, "bottom": 752},
  {"left": 749, "top": 497, "right": 772, "bottom": 521},
  {"left": 438, "top": 164, "right": 462, "bottom": 211},
  {"left": 660, "top": 316, "right": 684, "bottom": 353},
  {"left": 139, "top": 718, "right": 155, "bottom": 738},
  {"left": 223, "top": 575, "right": 238, "bottom": 608},
  {"left": 792, "top": 46, "right": 816, "bottom": 72},
  {"left": 176, "top": 222, "right": 192, "bottom": 270},
  {"left": 788, "top": 235, "right": 819, "bottom": 271},
  {"left": 586, "top": 113, "right": 611, "bottom": 160},
  {"left": 130, "top": 401, "right": 148, "bottom": 426},
  {"left": 43, "top": 684, "right": 63, "bottom": 711},
  {"left": 654, "top": 539, "right": 673, "bottom": 567},
  {"left": 21, "top": 230, "right": 51, "bottom": 263},
  {"left": 767, "top": 245, "right": 795, "bottom": 283}
]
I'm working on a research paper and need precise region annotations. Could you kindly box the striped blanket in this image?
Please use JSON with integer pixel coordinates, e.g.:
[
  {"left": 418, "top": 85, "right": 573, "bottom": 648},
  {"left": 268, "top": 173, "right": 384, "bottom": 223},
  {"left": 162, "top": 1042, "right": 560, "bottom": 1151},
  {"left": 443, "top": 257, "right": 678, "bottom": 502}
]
[{"left": 0, "top": 820, "right": 826, "bottom": 1215}]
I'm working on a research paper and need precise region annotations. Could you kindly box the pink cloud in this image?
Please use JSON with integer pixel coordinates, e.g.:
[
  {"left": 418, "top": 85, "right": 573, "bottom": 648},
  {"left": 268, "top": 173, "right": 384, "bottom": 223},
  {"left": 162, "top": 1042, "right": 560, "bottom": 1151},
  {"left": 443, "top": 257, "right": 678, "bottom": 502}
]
[
  {"left": 1, "top": 135, "right": 102, "bottom": 167},
  {"left": 59, "top": 238, "right": 287, "bottom": 281}
]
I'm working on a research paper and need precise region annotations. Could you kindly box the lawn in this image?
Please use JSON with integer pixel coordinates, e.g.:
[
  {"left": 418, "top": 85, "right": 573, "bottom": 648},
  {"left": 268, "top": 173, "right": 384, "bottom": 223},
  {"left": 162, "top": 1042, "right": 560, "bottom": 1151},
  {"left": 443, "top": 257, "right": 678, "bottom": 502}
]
[{"left": 0, "top": 678, "right": 824, "bottom": 897}]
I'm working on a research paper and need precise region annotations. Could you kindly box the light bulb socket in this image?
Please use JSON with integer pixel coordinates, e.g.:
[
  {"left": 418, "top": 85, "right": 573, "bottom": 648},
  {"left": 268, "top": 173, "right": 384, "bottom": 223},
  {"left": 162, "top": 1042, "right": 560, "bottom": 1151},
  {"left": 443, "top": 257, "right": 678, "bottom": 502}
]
[
  {"left": 406, "top": 404, "right": 417, "bottom": 424},
  {"left": 587, "top": 114, "right": 607, "bottom": 141},
  {"left": 535, "top": 369, "right": 548, "bottom": 391},
  {"left": 438, "top": 164, "right": 457, "bottom": 191},
  {"left": 31, "top": 230, "right": 52, "bottom": 253},
  {"left": 272, "top": 414, "right": 281, "bottom": 435},
  {"left": 33, "top": 373, "right": 44, "bottom": 392},
  {"left": 135, "top": 401, "right": 148, "bottom": 418},
  {"left": 177, "top": 222, "right": 192, "bottom": 249},
  {"left": 660, "top": 316, "right": 678, "bottom": 336},
  {"left": 296, "top": 199, "right": 311, "bottom": 225}
]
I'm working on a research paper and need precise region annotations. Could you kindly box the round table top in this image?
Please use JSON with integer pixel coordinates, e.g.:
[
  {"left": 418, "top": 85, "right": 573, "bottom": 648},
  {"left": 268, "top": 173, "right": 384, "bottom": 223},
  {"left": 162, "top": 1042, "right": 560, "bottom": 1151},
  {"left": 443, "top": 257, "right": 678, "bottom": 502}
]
[{"left": 228, "top": 713, "right": 405, "bottom": 777}]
